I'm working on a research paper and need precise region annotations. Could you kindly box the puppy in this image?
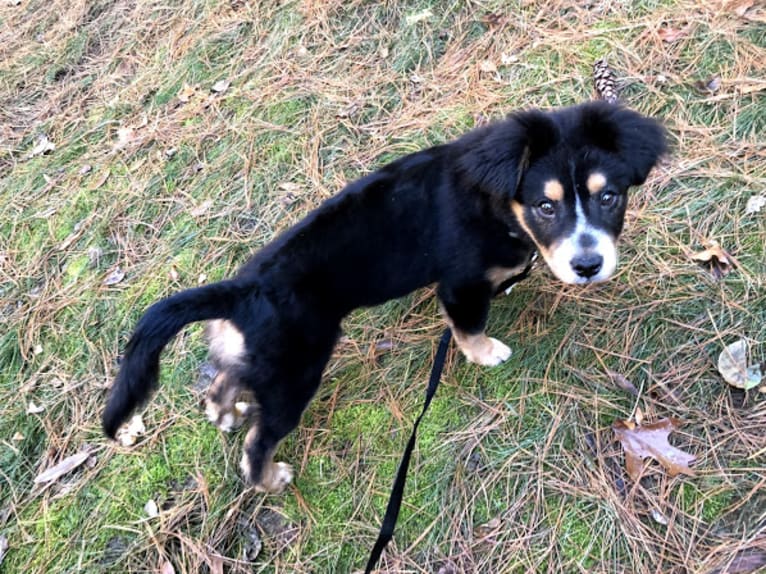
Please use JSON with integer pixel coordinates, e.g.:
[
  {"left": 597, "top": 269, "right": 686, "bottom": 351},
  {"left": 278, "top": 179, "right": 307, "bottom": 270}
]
[{"left": 103, "top": 102, "right": 666, "bottom": 492}]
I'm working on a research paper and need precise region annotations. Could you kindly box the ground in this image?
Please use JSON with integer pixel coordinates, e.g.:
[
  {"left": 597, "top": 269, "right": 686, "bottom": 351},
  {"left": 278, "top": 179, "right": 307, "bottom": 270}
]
[{"left": 0, "top": 1, "right": 764, "bottom": 572}]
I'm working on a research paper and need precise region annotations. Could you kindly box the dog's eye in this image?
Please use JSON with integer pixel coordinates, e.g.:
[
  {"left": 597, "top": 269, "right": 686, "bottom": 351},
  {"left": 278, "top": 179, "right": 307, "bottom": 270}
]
[
  {"left": 600, "top": 191, "right": 617, "bottom": 207},
  {"left": 537, "top": 200, "right": 556, "bottom": 217}
]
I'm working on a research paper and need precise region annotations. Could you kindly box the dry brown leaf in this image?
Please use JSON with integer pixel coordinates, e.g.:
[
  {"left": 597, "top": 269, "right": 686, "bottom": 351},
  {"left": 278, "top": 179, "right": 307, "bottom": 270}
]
[
  {"left": 650, "top": 508, "right": 669, "bottom": 525},
  {"left": 728, "top": 0, "right": 754, "bottom": 16},
  {"left": 482, "top": 12, "right": 507, "bottom": 27},
  {"left": 607, "top": 370, "right": 639, "bottom": 396},
  {"left": 34, "top": 450, "right": 91, "bottom": 484},
  {"left": 658, "top": 25, "right": 689, "bottom": 43},
  {"left": 707, "top": 549, "right": 766, "bottom": 574},
  {"left": 724, "top": 0, "right": 761, "bottom": 19},
  {"left": 695, "top": 76, "right": 721, "bottom": 94},
  {"left": 405, "top": 8, "right": 432, "bottom": 25},
  {"left": 690, "top": 242, "right": 735, "bottom": 279},
  {"left": 211, "top": 79, "right": 230, "bottom": 94},
  {"left": 190, "top": 199, "right": 213, "bottom": 217},
  {"left": 475, "top": 517, "right": 502, "bottom": 537},
  {"left": 612, "top": 417, "right": 696, "bottom": 481},
  {"left": 479, "top": 60, "right": 498, "bottom": 74},
  {"left": 634, "top": 405, "right": 645, "bottom": 426},
  {"left": 177, "top": 83, "right": 197, "bottom": 103},
  {"left": 87, "top": 168, "right": 111, "bottom": 191},
  {"left": 144, "top": 499, "right": 159, "bottom": 518},
  {"left": 208, "top": 555, "right": 224, "bottom": 574},
  {"left": 373, "top": 338, "right": 394, "bottom": 355},
  {"left": 114, "top": 126, "right": 136, "bottom": 150},
  {"left": 26, "top": 401, "right": 44, "bottom": 414},
  {"left": 718, "top": 339, "right": 763, "bottom": 390},
  {"left": 27, "top": 134, "right": 55, "bottom": 159},
  {"left": 103, "top": 267, "right": 125, "bottom": 286},
  {"left": 745, "top": 195, "right": 765, "bottom": 214}
]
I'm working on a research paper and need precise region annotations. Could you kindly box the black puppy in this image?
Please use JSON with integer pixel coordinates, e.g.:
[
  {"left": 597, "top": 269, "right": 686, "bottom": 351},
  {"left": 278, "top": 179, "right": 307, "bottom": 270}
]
[{"left": 103, "top": 102, "right": 666, "bottom": 492}]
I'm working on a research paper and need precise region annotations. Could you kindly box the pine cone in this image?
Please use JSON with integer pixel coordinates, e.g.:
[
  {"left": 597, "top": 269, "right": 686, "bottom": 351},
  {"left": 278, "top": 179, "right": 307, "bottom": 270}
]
[{"left": 593, "top": 59, "right": 619, "bottom": 103}]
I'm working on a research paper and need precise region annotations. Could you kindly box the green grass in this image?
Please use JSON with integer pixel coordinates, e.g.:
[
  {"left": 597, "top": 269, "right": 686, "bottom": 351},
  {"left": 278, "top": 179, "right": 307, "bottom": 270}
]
[{"left": 1, "top": 0, "right": 765, "bottom": 572}]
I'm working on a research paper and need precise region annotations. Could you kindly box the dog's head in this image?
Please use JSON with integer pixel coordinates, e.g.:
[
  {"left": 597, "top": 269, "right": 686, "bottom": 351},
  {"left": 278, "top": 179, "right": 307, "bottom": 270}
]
[{"left": 458, "top": 102, "right": 667, "bottom": 284}]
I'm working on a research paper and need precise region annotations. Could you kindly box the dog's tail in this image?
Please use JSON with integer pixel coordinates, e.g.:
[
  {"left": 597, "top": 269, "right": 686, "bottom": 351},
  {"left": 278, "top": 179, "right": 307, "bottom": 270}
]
[{"left": 103, "top": 279, "right": 251, "bottom": 438}]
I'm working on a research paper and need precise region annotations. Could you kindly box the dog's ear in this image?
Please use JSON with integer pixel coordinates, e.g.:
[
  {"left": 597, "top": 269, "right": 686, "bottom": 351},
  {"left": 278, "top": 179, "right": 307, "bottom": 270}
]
[
  {"left": 581, "top": 103, "right": 667, "bottom": 186},
  {"left": 456, "top": 110, "right": 559, "bottom": 196}
]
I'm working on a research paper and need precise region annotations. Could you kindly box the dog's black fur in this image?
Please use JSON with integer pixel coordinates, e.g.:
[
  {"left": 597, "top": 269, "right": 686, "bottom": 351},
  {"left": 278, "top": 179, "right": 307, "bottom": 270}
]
[{"left": 103, "top": 102, "right": 666, "bottom": 492}]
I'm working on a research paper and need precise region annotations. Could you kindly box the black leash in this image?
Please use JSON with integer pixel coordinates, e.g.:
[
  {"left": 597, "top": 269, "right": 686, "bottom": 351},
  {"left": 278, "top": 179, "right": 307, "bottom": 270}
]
[
  {"left": 364, "top": 327, "right": 452, "bottom": 574},
  {"left": 364, "top": 257, "right": 536, "bottom": 572}
]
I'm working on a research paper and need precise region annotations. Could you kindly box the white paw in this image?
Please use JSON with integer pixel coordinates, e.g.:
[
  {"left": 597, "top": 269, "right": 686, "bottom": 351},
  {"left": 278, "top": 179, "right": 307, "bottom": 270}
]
[
  {"left": 465, "top": 337, "right": 512, "bottom": 366},
  {"left": 255, "top": 462, "right": 294, "bottom": 494},
  {"left": 205, "top": 399, "right": 253, "bottom": 432}
]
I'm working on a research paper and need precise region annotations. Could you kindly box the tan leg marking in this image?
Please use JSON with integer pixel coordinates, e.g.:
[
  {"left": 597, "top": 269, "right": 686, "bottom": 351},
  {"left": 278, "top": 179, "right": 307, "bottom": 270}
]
[
  {"left": 440, "top": 305, "right": 512, "bottom": 366},
  {"left": 240, "top": 426, "right": 293, "bottom": 494},
  {"left": 452, "top": 330, "right": 512, "bottom": 366},
  {"left": 205, "top": 372, "right": 255, "bottom": 432},
  {"left": 486, "top": 263, "right": 530, "bottom": 292}
]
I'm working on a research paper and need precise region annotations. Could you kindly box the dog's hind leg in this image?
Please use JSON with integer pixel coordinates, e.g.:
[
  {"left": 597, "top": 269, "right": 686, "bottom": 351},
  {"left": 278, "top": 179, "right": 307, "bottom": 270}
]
[
  {"left": 204, "top": 319, "right": 256, "bottom": 432},
  {"left": 204, "top": 371, "right": 256, "bottom": 432},
  {"left": 239, "top": 372, "right": 321, "bottom": 493}
]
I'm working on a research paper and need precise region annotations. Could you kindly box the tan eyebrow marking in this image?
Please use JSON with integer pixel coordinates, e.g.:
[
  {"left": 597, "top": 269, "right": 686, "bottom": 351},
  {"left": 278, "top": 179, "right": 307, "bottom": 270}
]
[
  {"left": 587, "top": 172, "right": 607, "bottom": 195},
  {"left": 543, "top": 179, "right": 564, "bottom": 202}
]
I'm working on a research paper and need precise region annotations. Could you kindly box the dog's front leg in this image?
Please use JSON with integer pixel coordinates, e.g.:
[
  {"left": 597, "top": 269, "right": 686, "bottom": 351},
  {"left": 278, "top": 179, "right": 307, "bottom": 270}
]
[{"left": 438, "top": 281, "right": 511, "bottom": 367}]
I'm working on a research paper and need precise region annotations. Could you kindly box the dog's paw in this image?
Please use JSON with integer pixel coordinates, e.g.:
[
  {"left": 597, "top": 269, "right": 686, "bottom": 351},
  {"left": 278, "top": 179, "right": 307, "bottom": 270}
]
[
  {"left": 463, "top": 337, "right": 512, "bottom": 366},
  {"left": 205, "top": 399, "right": 254, "bottom": 432},
  {"left": 254, "top": 462, "right": 294, "bottom": 494}
]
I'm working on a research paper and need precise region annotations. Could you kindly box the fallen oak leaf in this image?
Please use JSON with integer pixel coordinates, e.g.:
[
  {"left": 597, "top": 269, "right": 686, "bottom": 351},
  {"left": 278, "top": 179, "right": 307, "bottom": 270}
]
[
  {"left": 144, "top": 499, "right": 159, "bottom": 518},
  {"left": 726, "top": 0, "right": 754, "bottom": 16},
  {"left": 103, "top": 267, "right": 125, "bottom": 286},
  {"left": 745, "top": 195, "right": 765, "bottom": 214},
  {"left": 707, "top": 548, "right": 766, "bottom": 574},
  {"left": 211, "top": 79, "right": 230, "bottom": 94},
  {"left": 718, "top": 339, "right": 762, "bottom": 390},
  {"left": 612, "top": 417, "right": 696, "bottom": 481},
  {"left": 694, "top": 75, "right": 721, "bottom": 94},
  {"left": 690, "top": 242, "right": 735, "bottom": 279},
  {"left": 657, "top": 25, "right": 689, "bottom": 43},
  {"left": 177, "top": 83, "right": 197, "bottom": 103},
  {"left": 34, "top": 449, "right": 92, "bottom": 484},
  {"left": 479, "top": 60, "right": 498, "bottom": 74},
  {"left": 27, "top": 401, "right": 44, "bottom": 414},
  {"left": 607, "top": 369, "right": 639, "bottom": 396},
  {"left": 208, "top": 555, "right": 224, "bottom": 574},
  {"left": 27, "top": 134, "right": 55, "bottom": 159},
  {"left": 650, "top": 508, "right": 669, "bottom": 525}
]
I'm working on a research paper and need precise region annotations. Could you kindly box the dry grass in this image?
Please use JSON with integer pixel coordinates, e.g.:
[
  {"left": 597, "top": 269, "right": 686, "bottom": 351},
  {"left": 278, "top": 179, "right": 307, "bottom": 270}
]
[{"left": 1, "top": 0, "right": 765, "bottom": 572}]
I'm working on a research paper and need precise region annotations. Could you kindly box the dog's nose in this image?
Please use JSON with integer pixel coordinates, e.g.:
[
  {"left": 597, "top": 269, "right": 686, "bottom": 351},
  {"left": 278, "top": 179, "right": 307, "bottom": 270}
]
[{"left": 571, "top": 254, "right": 603, "bottom": 279}]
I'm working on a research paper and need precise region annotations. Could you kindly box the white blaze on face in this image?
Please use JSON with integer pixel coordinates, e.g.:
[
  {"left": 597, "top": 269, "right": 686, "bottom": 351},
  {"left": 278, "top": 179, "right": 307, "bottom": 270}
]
[{"left": 544, "top": 193, "right": 618, "bottom": 284}]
